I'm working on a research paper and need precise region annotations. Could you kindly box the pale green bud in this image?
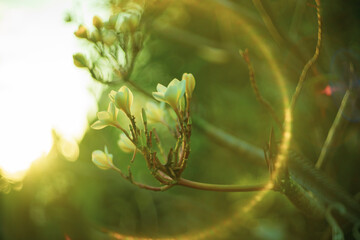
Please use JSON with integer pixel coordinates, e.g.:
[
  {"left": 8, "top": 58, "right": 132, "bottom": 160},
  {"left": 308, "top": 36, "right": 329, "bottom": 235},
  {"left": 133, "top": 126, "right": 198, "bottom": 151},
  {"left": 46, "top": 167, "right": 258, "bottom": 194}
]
[
  {"left": 114, "top": 86, "right": 134, "bottom": 116},
  {"left": 182, "top": 73, "right": 196, "bottom": 98},
  {"left": 118, "top": 133, "right": 136, "bottom": 153},
  {"left": 106, "top": 14, "right": 119, "bottom": 29},
  {"left": 90, "top": 30, "right": 101, "bottom": 43},
  {"left": 92, "top": 147, "right": 113, "bottom": 169},
  {"left": 145, "top": 102, "right": 165, "bottom": 123},
  {"left": 102, "top": 30, "right": 117, "bottom": 46},
  {"left": 179, "top": 96, "right": 185, "bottom": 113},
  {"left": 93, "top": 16, "right": 103, "bottom": 29},
  {"left": 74, "top": 25, "right": 88, "bottom": 38},
  {"left": 127, "top": 14, "right": 140, "bottom": 31}
]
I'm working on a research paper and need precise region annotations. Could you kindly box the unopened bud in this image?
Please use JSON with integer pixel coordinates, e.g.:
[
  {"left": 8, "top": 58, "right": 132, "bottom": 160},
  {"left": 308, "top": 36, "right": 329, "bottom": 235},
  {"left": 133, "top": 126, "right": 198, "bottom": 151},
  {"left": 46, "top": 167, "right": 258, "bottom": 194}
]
[
  {"left": 74, "top": 25, "right": 88, "bottom": 38},
  {"left": 182, "top": 73, "right": 196, "bottom": 98},
  {"left": 90, "top": 30, "right": 101, "bottom": 43},
  {"left": 114, "top": 86, "right": 134, "bottom": 116},
  {"left": 93, "top": 16, "right": 103, "bottom": 29},
  {"left": 127, "top": 14, "right": 140, "bottom": 31},
  {"left": 102, "top": 30, "right": 117, "bottom": 46},
  {"left": 92, "top": 147, "right": 113, "bottom": 170},
  {"left": 106, "top": 14, "right": 118, "bottom": 29}
]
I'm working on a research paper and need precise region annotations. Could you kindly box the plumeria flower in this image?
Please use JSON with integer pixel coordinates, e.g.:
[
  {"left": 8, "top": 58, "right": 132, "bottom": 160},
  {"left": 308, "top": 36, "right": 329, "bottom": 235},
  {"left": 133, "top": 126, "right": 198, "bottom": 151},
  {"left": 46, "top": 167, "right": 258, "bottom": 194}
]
[
  {"left": 92, "top": 146, "right": 113, "bottom": 170},
  {"left": 109, "top": 86, "right": 134, "bottom": 116},
  {"left": 152, "top": 79, "right": 186, "bottom": 111},
  {"left": 182, "top": 73, "right": 196, "bottom": 99},
  {"left": 118, "top": 133, "right": 136, "bottom": 153},
  {"left": 145, "top": 102, "right": 165, "bottom": 124},
  {"left": 91, "top": 102, "right": 117, "bottom": 130}
]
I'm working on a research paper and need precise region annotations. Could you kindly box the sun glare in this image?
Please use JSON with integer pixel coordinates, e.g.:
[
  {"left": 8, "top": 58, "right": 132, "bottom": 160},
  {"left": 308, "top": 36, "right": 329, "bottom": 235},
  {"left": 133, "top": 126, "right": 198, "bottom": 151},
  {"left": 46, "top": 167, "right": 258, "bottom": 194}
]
[{"left": 0, "top": 1, "right": 101, "bottom": 180}]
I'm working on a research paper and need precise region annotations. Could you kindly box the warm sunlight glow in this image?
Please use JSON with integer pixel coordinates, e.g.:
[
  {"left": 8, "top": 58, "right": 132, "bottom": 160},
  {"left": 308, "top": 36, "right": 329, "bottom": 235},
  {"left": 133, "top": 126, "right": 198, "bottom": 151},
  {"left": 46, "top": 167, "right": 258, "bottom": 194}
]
[{"left": 0, "top": 1, "right": 101, "bottom": 180}]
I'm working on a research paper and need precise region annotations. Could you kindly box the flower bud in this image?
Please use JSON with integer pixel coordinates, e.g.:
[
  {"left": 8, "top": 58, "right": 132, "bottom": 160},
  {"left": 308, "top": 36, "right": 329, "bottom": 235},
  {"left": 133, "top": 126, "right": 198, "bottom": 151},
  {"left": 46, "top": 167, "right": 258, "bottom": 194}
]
[
  {"left": 92, "top": 148, "right": 113, "bottom": 169},
  {"left": 117, "top": 16, "right": 130, "bottom": 32},
  {"left": 127, "top": 14, "right": 140, "bottom": 31},
  {"left": 73, "top": 53, "right": 88, "bottom": 68},
  {"left": 106, "top": 14, "right": 119, "bottom": 29},
  {"left": 102, "top": 30, "right": 117, "bottom": 46},
  {"left": 74, "top": 25, "right": 88, "bottom": 38},
  {"left": 145, "top": 102, "right": 165, "bottom": 123},
  {"left": 93, "top": 16, "right": 103, "bottom": 29},
  {"left": 152, "top": 79, "right": 186, "bottom": 111},
  {"left": 107, "top": 102, "right": 117, "bottom": 119},
  {"left": 114, "top": 86, "right": 133, "bottom": 116},
  {"left": 118, "top": 133, "right": 136, "bottom": 153},
  {"left": 90, "top": 30, "right": 101, "bottom": 43},
  {"left": 91, "top": 102, "right": 117, "bottom": 130},
  {"left": 182, "top": 73, "right": 196, "bottom": 98}
]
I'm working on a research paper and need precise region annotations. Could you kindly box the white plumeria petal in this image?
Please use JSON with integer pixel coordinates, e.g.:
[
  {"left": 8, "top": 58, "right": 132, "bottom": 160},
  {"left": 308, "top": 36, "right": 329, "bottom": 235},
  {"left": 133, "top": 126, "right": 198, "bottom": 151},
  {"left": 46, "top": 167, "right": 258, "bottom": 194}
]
[
  {"left": 91, "top": 120, "right": 109, "bottom": 130},
  {"left": 156, "top": 84, "right": 167, "bottom": 92},
  {"left": 109, "top": 90, "right": 117, "bottom": 102},
  {"left": 168, "top": 78, "right": 180, "bottom": 87},
  {"left": 97, "top": 111, "right": 112, "bottom": 121},
  {"left": 165, "top": 85, "right": 180, "bottom": 108},
  {"left": 146, "top": 102, "right": 165, "bottom": 123},
  {"left": 118, "top": 133, "right": 136, "bottom": 153},
  {"left": 178, "top": 80, "right": 186, "bottom": 100},
  {"left": 152, "top": 92, "right": 166, "bottom": 102}
]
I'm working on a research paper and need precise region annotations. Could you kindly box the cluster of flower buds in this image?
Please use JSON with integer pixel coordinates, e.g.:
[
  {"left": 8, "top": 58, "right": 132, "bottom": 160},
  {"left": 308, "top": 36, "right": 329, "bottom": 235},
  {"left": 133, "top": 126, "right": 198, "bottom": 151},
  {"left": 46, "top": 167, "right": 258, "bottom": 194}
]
[
  {"left": 91, "top": 73, "right": 196, "bottom": 189},
  {"left": 73, "top": 1, "right": 145, "bottom": 84}
]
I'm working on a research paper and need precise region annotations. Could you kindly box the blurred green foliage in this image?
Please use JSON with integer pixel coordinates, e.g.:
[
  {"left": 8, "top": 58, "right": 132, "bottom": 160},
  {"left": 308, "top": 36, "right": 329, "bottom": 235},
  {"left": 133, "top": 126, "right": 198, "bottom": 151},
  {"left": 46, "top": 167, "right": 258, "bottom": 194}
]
[{"left": 1, "top": 0, "right": 360, "bottom": 239}]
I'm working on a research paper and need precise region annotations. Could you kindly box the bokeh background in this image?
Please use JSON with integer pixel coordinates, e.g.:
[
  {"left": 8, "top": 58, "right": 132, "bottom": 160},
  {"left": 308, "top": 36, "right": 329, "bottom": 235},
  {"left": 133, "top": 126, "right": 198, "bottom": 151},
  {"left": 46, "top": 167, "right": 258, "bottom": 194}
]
[{"left": 0, "top": 0, "right": 359, "bottom": 239}]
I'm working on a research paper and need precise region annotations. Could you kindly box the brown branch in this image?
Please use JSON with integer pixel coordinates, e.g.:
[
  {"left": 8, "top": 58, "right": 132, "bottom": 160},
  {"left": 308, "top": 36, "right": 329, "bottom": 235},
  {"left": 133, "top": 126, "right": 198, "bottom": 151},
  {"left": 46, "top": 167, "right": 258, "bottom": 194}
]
[
  {"left": 315, "top": 90, "right": 351, "bottom": 169},
  {"left": 240, "top": 49, "right": 283, "bottom": 129},
  {"left": 111, "top": 165, "right": 173, "bottom": 192},
  {"left": 177, "top": 178, "right": 271, "bottom": 192},
  {"left": 290, "top": 0, "right": 322, "bottom": 112}
]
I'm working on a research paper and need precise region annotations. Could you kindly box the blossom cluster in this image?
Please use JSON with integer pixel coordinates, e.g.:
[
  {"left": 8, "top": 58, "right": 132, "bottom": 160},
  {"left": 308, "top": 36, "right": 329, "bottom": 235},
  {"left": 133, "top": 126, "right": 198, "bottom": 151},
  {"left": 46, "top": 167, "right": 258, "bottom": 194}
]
[{"left": 91, "top": 73, "right": 195, "bottom": 174}]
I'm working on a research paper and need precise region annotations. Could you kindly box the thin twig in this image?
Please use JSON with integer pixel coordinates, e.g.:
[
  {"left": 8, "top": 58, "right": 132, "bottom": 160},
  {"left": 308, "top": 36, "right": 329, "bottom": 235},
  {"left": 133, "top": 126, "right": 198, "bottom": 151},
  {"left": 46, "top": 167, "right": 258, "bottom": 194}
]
[
  {"left": 177, "top": 178, "right": 270, "bottom": 192},
  {"left": 111, "top": 165, "right": 173, "bottom": 191},
  {"left": 193, "top": 116, "right": 360, "bottom": 221},
  {"left": 315, "top": 90, "right": 351, "bottom": 169},
  {"left": 240, "top": 49, "right": 283, "bottom": 129},
  {"left": 131, "top": 147, "right": 137, "bottom": 163},
  {"left": 152, "top": 128, "right": 167, "bottom": 162},
  {"left": 110, "top": 122, "right": 132, "bottom": 142},
  {"left": 290, "top": 0, "right": 322, "bottom": 112}
]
